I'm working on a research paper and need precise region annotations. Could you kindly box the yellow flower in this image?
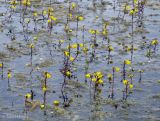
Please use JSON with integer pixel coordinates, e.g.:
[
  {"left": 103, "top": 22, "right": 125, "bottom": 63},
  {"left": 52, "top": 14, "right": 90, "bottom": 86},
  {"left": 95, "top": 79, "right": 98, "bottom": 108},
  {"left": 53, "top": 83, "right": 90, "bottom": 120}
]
[
  {"left": 29, "top": 44, "right": 34, "bottom": 48},
  {"left": 113, "top": 67, "right": 120, "bottom": 72},
  {"left": 0, "top": 63, "right": 3, "bottom": 68},
  {"left": 130, "top": 10, "right": 134, "bottom": 15},
  {"left": 8, "top": 72, "right": 11, "bottom": 79},
  {"left": 89, "top": 29, "right": 95, "bottom": 34},
  {"left": 95, "top": 72, "right": 103, "bottom": 79},
  {"left": 98, "top": 79, "right": 103, "bottom": 84},
  {"left": 102, "top": 30, "right": 107, "bottom": 35},
  {"left": 89, "top": 29, "right": 99, "bottom": 34},
  {"left": 151, "top": 39, "right": 158, "bottom": 45},
  {"left": 47, "top": 19, "right": 51, "bottom": 23},
  {"left": 64, "top": 51, "right": 69, "bottom": 57},
  {"left": 124, "top": 60, "right": 131, "bottom": 65},
  {"left": 69, "top": 56, "right": 74, "bottom": 61},
  {"left": 33, "top": 12, "right": 38, "bottom": 17},
  {"left": 123, "top": 80, "right": 129, "bottom": 85},
  {"left": 25, "top": 93, "right": 31, "bottom": 98},
  {"left": 43, "top": 10, "right": 47, "bottom": 15},
  {"left": 69, "top": 13, "right": 72, "bottom": 18},
  {"left": 44, "top": 72, "right": 52, "bottom": 79},
  {"left": 66, "top": 71, "right": 71, "bottom": 76},
  {"left": 10, "top": 0, "right": 17, "bottom": 5},
  {"left": 42, "top": 86, "right": 47, "bottom": 92},
  {"left": 71, "top": 2, "right": 76, "bottom": 9},
  {"left": 115, "top": 67, "right": 120, "bottom": 72},
  {"left": 40, "top": 104, "right": 45, "bottom": 109},
  {"left": 22, "top": 0, "right": 31, "bottom": 6},
  {"left": 92, "top": 78, "right": 97, "bottom": 82},
  {"left": 129, "top": 84, "right": 133, "bottom": 89},
  {"left": 50, "top": 16, "right": 57, "bottom": 21},
  {"left": 79, "top": 43, "right": 84, "bottom": 47},
  {"left": 71, "top": 43, "right": 78, "bottom": 49},
  {"left": 129, "top": 9, "right": 136, "bottom": 15},
  {"left": 53, "top": 100, "right": 60, "bottom": 106},
  {"left": 85, "top": 73, "right": 91, "bottom": 78},
  {"left": 78, "top": 16, "right": 84, "bottom": 21}
]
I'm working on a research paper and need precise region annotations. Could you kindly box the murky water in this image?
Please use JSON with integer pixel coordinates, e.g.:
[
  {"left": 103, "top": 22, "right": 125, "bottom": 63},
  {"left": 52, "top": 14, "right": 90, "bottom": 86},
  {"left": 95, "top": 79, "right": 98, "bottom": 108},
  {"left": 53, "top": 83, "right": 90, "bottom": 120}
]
[{"left": 0, "top": 0, "right": 160, "bottom": 121}]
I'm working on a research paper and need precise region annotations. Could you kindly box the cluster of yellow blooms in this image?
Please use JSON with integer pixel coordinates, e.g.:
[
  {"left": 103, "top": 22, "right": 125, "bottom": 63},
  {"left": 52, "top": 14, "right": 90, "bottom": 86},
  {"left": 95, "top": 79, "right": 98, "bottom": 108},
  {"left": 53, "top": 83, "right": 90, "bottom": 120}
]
[
  {"left": 25, "top": 93, "right": 60, "bottom": 110},
  {"left": 102, "top": 22, "right": 109, "bottom": 36},
  {"left": 10, "top": 0, "right": 17, "bottom": 9},
  {"left": 86, "top": 71, "right": 104, "bottom": 85},
  {"left": 24, "top": 70, "right": 60, "bottom": 110},
  {"left": 123, "top": 79, "right": 133, "bottom": 90},
  {"left": 42, "top": 72, "right": 52, "bottom": 92},
  {"left": 68, "top": 3, "right": 84, "bottom": 21},
  {"left": 43, "top": 7, "right": 57, "bottom": 24},
  {"left": 123, "top": 0, "right": 145, "bottom": 16},
  {"left": 10, "top": 0, "right": 17, "bottom": 5},
  {"left": 123, "top": 45, "right": 138, "bottom": 52},
  {"left": 89, "top": 28, "right": 109, "bottom": 36},
  {"left": 89, "top": 29, "right": 99, "bottom": 35},
  {"left": 107, "top": 67, "right": 120, "bottom": 82},
  {"left": 129, "top": 8, "right": 138, "bottom": 16},
  {"left": 67, "top": 43, "right": 84, "bottom": 49},
  {"left": 69, "top": 14, "right": 83, "bottom": 21},
  {"left": 48, "top": 15, "right": 57, "bottom": 23},
  {"left": 64, "top": 43, "right": 87, "bottom": 61},
  {"left": 22, "top": 0, "right": 31, "bottom": 6},
  {"left": 40, "top": 100, "right": 60, "bottom": 109},
  {"left": 9, "top": 0, "right": 30, "bottom": 10}
]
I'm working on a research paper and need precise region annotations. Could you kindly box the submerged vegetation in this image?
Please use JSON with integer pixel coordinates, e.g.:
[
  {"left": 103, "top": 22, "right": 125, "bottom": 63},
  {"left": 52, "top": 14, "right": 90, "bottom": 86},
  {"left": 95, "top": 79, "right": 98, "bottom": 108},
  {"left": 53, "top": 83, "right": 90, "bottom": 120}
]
[{"left": 0, "top": 0, "right": 160, "bottom": 121}]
